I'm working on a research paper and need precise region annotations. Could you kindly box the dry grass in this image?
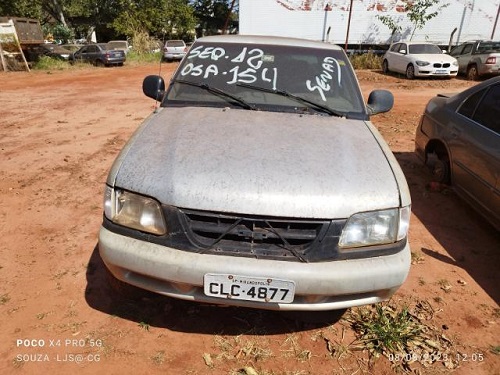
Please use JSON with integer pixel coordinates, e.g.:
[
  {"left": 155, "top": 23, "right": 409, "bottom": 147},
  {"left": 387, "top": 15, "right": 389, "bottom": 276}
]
[{"left": 345, "top": 300, "right": 459, "bottom": 372}]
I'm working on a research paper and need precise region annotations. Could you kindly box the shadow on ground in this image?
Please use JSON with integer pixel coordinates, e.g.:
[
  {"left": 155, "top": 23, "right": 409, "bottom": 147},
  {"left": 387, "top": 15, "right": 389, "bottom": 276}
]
[
  {"left": 85, "top": 244, "right": 346, "bottom": 335},
  {"left": 395, "top": 151, "right": 500, "bottom": 305}
]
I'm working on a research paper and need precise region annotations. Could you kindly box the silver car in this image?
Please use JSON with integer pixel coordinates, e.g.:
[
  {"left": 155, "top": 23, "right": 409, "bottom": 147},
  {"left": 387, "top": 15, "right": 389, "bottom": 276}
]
[
  {"left": 415, "top": 76, "right": 500, "bottom": 230},
  {"left": 99, "top": 35, "right": 412, "bottom": 312},
  {"left": 163, "top": 39, "right": 187, "bottom": 62}
]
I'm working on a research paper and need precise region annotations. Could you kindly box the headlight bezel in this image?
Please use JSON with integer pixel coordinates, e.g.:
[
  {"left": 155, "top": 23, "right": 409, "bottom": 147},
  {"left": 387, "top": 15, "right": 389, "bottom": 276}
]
[
  {"left": 104, "top": 185, "right": 167, "bottom": 235},
  {"left": 415, "top": 60, "right": 430, "bottom": 67},
  {"left": 339, "top": 206, "right": 411, "bottom": 249}
]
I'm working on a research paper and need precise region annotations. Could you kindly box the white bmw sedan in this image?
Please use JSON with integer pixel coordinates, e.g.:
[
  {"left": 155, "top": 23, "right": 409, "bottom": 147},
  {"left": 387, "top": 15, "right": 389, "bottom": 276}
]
[{"left": 383, "top": 42, "right": 458, "bottom": 79}]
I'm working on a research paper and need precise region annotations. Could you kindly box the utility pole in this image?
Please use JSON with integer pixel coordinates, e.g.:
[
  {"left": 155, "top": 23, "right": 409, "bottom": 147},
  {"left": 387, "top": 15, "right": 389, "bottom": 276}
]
[
  {"left": 492, "top": 4, "right": 500, "bottom": 39},
  {"left": 322, "top": 4, "right": 332, "bottom": 42},
  {"left": 344, "top": 0, "right": 354, "bottom": 50}
]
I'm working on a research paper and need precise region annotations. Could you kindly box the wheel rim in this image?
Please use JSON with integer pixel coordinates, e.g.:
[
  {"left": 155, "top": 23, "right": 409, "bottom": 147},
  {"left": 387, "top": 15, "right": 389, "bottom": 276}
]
[
  {"left": 433, "top": 158, "right": 450, "bottom": 184},
  {"left": 467, "top": 66, "right": 477, "bottom": 80}
]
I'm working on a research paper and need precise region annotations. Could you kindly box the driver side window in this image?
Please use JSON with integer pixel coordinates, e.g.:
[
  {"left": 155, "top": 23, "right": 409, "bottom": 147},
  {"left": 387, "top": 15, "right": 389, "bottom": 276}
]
[{"left": 473, "top": 85, "right": 500, "bottom": 134}]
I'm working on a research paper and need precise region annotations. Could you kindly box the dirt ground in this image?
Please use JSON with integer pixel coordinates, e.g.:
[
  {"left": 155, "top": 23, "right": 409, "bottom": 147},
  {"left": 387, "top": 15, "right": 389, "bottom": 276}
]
[{"left": 0, "top": 62, "right": 498, "bottom": 375}]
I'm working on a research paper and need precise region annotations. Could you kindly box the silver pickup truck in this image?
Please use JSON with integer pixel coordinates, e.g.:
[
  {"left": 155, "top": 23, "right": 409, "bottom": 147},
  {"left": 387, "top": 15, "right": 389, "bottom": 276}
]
[{"left": 450, "top": 40, "right": 500, "bottom": 80}]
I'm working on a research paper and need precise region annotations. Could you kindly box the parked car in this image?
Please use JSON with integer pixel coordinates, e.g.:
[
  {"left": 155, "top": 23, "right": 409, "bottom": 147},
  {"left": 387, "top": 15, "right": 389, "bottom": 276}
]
[
  {"left": 60, "top": 43, "right": 83, "bottom": 53},
  {"left": 163, "top": 39, "right": 187, "bottom": 62},
  {"left": 69, "top": 43, "right": 126, "bottom": 66},
  {"left": 382, "top": 41, "right": 458, "bottom": 79},
  {"left": 415, "top": 76, "right": 500, "bottom": 230},
  {"left": 449, "top": 40, "right": 500, "bottom": 80},
  {"left": 25, "top": 43, "right": 71, "bottom": 61},
  {"left": 148, "top": 39, "right": 163, "bottom": 53},
  {"left": 99, "top": 35, "right": 412, "bottom": 313},
  {"left": 106, "top": 40, "right": 131, "bottom": 55}
]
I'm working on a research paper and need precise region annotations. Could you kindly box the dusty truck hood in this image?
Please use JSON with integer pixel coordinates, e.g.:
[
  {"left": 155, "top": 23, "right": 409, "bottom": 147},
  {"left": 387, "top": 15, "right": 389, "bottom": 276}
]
[{"left": 109, "top": 106, "right": 403, "bottom": 219}]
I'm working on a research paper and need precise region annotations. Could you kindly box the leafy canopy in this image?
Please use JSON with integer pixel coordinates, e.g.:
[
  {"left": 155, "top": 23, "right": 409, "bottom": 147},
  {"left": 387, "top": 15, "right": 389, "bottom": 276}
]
[
  {"left": 0, "top": 0, "right": 233, "bottom": 42},
  {"left": 378, "top": 0, "right": 449, "bottom": 41}
]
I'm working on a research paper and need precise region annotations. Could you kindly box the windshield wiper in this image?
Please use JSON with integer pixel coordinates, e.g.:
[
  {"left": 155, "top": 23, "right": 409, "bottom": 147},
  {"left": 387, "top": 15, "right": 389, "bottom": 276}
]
[
  {"left": 173, "top": 79, "right": 256, "bottom": 110},
  {"left": 236, "top": 83, "right": 345, "bottom": 117}
]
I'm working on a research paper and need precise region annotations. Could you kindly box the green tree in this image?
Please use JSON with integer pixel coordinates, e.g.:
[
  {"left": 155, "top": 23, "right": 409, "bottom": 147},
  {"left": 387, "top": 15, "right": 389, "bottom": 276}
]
[
  {"left": 378, "top": 0, "right": 449, "bottom": 41},
  {"left": 0, "top": 0, "right": 43, "bottom": 19},
  {"left": 1, "top": 0, "right": 198, "bottom": 44},
  {"left": 0, "top": 0, "right": 73, "bottom": 26},
  {"left": 0, "top": 0, "right": 92, "bottom": 37},
  {"left": 192, "top": 0, "right": 234, "bottom": 37},
  {"left": 112, "top": 0, "right": 195, "bottom": 41}
]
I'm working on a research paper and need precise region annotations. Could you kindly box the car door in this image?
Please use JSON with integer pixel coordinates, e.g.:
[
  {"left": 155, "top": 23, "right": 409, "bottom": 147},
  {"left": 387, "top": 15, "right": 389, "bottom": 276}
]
[
  {"left": 86, "top": 45, "right": 99, "bottom": 63},
  {"left": 73, "top": 46, "right": 87, "bottom": 62},
  {"left": 77, "top": 45, "right": 92, "bottom": 62},
  {"left": 451, "top": 43, "right": 474, "bottom": 74},
  {"left": 451, "top": 84, "right": 500, "bottom": 224},
  {"left": 392, "top": 43, "right": 408, "bottom": 73},
  {"left": 385, "top": 43, "right": 400, "bottom": 73}
]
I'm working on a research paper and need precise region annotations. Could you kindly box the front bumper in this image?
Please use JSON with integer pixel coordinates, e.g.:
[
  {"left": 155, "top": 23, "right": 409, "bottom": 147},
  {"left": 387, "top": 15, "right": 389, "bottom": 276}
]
[
  {"left": 163, "top": 52, "right": 186, "bottom": 60},
  {"left": 99, "top": 226, "right": 411, "bottom": 311},
  {"left": 104, "top": 57, "right": 125, "bottom": 65},
  {"left": 415, "top": 67, "right": 458, "bottom": 77}
]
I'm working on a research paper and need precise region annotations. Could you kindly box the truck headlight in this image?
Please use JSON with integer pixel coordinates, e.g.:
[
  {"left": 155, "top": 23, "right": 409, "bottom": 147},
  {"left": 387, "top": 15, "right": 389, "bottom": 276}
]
[
  {"left": 339, "top": 206, "right": 410, "bottom": 248},
  {"left": 104, "top": 185, "right": 167, "bottom": 235}
]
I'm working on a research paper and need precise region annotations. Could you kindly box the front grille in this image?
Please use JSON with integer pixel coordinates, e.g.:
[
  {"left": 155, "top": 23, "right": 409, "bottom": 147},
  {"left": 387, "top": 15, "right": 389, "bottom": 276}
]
[
  {"left": 103, "top": 206, "right": 406, "bottom": 263},
  {"left": 433, "top": 63, "right": 450, "bottom": 68},
  {"left": 180, "top": 209, "right": 336, "bottom": 261}
]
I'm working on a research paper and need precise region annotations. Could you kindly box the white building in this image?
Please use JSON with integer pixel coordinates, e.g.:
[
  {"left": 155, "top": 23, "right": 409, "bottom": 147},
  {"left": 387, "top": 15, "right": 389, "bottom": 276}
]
[{"left": 239, "top": 0, "right": 500, "bottom": 46}]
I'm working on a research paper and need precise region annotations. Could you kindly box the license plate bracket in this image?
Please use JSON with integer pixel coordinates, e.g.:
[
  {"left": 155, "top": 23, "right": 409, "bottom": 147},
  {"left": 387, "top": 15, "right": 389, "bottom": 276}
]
[{"left": 204, "top": 274, "right": 295, "bottom": 303}]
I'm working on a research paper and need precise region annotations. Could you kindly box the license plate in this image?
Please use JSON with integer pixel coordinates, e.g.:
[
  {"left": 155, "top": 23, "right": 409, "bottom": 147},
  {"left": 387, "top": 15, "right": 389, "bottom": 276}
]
[
  {"left": 435, "top": 69, "right": 447, "bottom": 74},
  {"left": 204, "top": 274, "right": 295, "bottom": 303}
]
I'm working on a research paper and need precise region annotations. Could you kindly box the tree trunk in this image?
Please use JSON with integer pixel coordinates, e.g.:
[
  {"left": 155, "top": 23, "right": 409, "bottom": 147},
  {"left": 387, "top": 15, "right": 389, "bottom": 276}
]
[{"left": 43, "top": 0, "right": 67, "bottom": 27}]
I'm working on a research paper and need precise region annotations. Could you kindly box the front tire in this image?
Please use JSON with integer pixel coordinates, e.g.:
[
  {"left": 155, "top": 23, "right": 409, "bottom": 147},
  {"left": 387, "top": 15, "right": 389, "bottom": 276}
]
[
  {"left": 432, "top": 154, "right": 451, "bottom": 184},
  {"left": 382, "top": 59, "right": 389, "bottom": 74},
  {"left": 406, "top": 64, "right": 415, "bottom": 80}
]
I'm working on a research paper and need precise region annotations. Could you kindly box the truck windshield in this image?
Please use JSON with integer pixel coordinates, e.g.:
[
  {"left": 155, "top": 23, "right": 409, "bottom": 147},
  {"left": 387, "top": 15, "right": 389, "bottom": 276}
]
[{"left": 164, "top": 42, "right": 366, "bottom": 116}]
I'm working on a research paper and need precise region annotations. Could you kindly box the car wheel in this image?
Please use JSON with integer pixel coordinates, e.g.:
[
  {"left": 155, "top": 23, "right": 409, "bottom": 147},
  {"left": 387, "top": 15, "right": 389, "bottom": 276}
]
[
  {"left": 382, "top": 59, "right": 389, "bottom": 74},
  {"left": 95, "top": 59, "right": 104, "bottom": 67},
  {"left": 406, "top": 64, "right": 415, "bottom": 80},
  {"left": 466, "top": 64, "right": 479, "bottom": 81},
  {"left": 432, "top": 154, "right": 451, "bottom": 184}
]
